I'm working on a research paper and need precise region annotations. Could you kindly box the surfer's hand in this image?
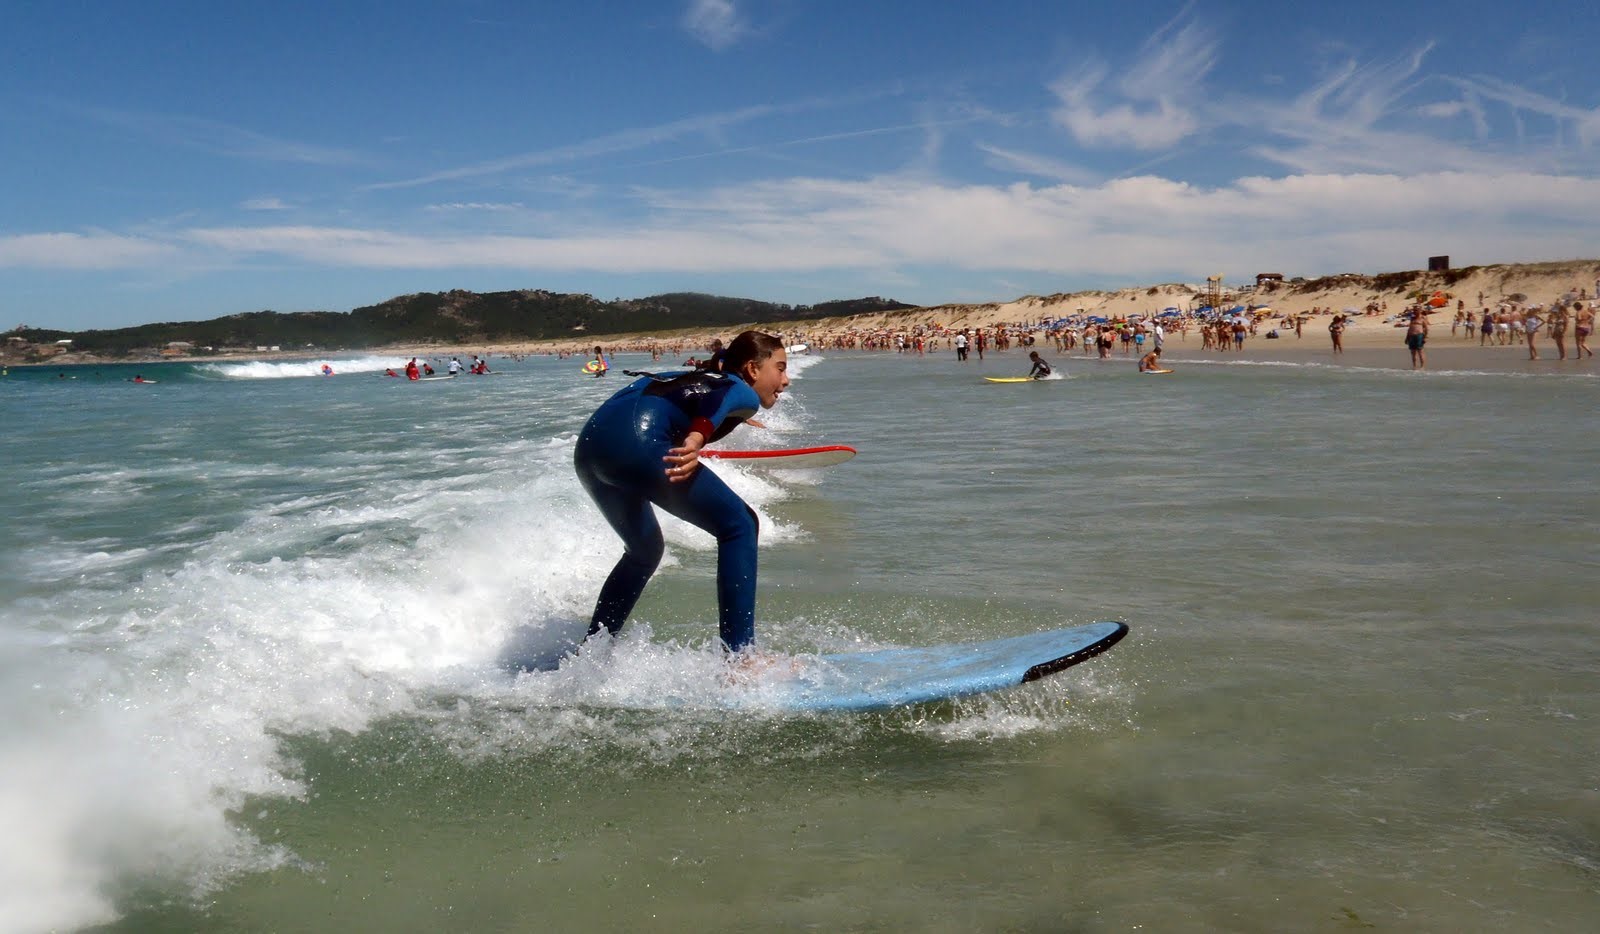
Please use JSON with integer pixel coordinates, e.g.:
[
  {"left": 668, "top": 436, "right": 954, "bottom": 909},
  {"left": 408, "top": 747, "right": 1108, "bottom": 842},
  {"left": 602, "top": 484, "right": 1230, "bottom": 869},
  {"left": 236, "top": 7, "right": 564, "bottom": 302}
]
[
  {"left": 664, "top": 432, "right": 705, "bottom": 482},
  {"left": 744, "top": 418, "right": 767, "bottom": 429}
]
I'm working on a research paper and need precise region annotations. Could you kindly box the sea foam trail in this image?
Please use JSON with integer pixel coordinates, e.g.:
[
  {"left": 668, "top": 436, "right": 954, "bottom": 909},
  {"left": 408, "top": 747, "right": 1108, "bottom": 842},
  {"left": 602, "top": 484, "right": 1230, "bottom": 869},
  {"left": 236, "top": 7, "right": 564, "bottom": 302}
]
[{"left": 195, "top": 355, "right": 411, "bottom": 379}]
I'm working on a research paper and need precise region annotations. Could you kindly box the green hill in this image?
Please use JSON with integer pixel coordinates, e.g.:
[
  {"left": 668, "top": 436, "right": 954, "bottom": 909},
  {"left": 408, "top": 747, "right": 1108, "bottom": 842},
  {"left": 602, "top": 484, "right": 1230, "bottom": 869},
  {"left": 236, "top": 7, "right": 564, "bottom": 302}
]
[{"left": 3, "top": 290, "right": 914, "bottom": 360}]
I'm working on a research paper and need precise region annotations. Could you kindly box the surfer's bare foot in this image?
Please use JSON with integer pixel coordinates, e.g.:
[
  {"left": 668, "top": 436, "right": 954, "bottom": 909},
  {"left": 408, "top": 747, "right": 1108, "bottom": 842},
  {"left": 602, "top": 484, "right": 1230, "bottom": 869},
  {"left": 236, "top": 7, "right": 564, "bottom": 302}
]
[{"left": 722, "top": 649, "right": 798, "bottom": 685}]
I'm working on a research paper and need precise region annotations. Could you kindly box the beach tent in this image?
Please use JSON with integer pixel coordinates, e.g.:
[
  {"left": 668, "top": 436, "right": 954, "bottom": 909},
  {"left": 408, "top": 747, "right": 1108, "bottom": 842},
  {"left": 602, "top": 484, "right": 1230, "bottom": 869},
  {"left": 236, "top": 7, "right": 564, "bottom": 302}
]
[{"left": 1158, "top": 310, "right": 1181, "bottom": 318}]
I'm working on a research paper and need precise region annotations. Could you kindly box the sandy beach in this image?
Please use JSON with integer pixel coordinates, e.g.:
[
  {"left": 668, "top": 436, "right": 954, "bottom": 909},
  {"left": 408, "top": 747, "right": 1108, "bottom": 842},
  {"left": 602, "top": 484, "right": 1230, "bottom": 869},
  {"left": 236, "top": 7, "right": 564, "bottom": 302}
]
[
  {"left": 12, "top": 259, "right": 1598, "bottom": 371},
  {"left": 415, "top": 258, "right": 1600, "bottom": 366}
]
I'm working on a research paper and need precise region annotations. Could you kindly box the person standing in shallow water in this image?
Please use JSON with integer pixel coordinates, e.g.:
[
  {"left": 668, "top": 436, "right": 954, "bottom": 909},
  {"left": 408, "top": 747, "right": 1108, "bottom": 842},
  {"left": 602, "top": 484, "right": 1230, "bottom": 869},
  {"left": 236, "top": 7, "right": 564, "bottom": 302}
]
[
  {"left": 1547, "top": 305, "right": 1570, "bottom": 360},
  {"left": 1329, "top": 315, "right": 1346, "bottom": 354},
  {"left": 1405, "top": 309, "right": 1428, "bottom": 369},
  {"left": 573, "top": 330, "right": 790, "bottom": 655}
]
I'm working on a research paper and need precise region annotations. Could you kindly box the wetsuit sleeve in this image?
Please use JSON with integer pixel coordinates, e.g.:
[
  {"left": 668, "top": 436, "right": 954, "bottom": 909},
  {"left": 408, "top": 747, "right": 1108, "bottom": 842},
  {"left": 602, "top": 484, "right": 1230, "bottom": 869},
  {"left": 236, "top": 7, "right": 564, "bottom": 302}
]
[{"left": 694, "top": 377, "right": 760, "bottom": 443}]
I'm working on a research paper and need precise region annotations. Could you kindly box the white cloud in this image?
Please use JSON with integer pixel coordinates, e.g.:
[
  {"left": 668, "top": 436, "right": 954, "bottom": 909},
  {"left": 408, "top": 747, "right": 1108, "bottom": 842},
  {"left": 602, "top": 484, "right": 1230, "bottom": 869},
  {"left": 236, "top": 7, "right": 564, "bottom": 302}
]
[
  {"left": 1049, "top": 16, "right": 1218, "bottom": 150},
  {"left": 424, "top": 202, "right": 526, "bottom": 212},
  {"left": 0, "top": 232, "right": 177, "bottom": 269},
  {"left": 163, "top": 170, "right": 1600, "bottom": 282},
  {"left": 240, "top": 197, "right": 290, "bottom": 211},
  {"left": 683, "top": 0, "right": 746, "bottom": 50}
]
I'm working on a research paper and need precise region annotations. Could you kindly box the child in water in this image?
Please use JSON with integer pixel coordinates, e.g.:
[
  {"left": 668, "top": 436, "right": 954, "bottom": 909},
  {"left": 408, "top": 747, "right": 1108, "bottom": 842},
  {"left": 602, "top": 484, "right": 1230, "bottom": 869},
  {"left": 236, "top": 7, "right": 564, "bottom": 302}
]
[
  {"left": 574, "top": 330, "right": 789, "bottom": 654},
  {"left": 1027, "top": 351, "right": 1052, "bottom": 379}
]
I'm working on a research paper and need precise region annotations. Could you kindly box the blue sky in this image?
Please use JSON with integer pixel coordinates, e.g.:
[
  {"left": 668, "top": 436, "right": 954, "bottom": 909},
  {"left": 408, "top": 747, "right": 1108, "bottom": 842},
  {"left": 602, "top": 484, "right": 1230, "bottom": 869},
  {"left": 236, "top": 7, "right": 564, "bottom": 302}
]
[{"left": 4, "top": 0, "right": 1599, "bottom": 330}]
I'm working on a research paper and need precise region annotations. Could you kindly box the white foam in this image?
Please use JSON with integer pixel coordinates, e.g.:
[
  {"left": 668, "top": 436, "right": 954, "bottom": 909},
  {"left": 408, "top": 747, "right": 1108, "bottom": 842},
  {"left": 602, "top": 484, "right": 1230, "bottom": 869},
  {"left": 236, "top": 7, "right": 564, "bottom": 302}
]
[
  {"left": 0, "top": 350, "right": 1102, "bottom": 929},
  {"left": 195, "top": 355, "right": 410, "bottom": 379}
]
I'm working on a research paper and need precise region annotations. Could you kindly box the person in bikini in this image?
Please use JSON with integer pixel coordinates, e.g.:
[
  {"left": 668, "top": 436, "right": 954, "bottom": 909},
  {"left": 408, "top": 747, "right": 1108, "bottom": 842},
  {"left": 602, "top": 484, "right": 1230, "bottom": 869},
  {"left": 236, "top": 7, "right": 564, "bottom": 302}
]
[
  {"left": 1523, "top": 308, "right": 1544, "bottom": 360},
  {"left": 1547, "top": 304, "right": 1571, "bottom": 360}
]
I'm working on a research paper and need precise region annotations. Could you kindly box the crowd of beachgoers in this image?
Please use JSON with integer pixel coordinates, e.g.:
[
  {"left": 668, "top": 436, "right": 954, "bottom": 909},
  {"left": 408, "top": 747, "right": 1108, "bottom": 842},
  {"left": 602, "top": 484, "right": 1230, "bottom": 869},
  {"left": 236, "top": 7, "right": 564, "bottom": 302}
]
[{"left": 528, "top": 279, "right": 1598, "bottom": 369}]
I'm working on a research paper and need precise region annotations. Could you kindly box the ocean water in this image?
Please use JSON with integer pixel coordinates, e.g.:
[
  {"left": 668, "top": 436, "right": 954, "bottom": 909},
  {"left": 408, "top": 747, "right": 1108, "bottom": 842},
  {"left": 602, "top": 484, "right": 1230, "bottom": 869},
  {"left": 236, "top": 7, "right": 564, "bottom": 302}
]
[{"left": 1, "top": 346, "right": 1596, "bottom": 932}]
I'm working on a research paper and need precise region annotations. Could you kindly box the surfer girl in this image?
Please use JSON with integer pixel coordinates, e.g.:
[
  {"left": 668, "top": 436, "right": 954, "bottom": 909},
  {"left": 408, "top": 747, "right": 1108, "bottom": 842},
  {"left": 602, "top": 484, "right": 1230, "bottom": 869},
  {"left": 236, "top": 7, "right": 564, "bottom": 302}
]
[
  {"left": 1027, "top": 351, "right": 1052, "bottom": 379},
  {"left": 1138, "top": 346, "right": 1164, "bottom": 372},
  {"left": 574, "top": 330, "right": 789, "bottom": 654}
]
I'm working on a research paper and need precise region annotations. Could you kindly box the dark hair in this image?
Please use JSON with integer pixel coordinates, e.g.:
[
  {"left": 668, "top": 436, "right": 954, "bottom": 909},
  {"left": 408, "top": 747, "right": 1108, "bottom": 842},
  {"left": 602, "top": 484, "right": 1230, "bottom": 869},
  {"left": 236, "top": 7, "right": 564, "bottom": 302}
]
[{"left": 722, "top": 330, "right": 784, "bottom": 377}]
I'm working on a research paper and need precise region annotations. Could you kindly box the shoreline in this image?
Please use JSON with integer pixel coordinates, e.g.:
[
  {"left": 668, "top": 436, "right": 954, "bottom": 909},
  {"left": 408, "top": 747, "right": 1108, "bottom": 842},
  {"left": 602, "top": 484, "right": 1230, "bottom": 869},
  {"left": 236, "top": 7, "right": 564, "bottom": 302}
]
[
  {"left": 11, "top": 257, "right": 1597, "bottom": 371},
  {"left": 9, "top": 322, "right": 1593, "bottom": 374}
]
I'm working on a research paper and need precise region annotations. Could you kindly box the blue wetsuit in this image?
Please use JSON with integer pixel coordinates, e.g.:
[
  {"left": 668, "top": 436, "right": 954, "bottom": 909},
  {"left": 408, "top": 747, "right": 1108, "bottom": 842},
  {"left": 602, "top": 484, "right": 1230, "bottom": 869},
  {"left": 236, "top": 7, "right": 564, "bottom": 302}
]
[{"left": 574, "top": 370, "right": 762, "bottom": 651}]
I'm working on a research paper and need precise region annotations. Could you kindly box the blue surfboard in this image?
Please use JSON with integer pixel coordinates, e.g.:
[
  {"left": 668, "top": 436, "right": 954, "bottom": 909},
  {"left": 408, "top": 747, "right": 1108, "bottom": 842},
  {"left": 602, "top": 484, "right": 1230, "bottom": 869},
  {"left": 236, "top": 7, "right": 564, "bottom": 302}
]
[{"left": 739, "top": 621, "right": 1128, "bottom": 711}]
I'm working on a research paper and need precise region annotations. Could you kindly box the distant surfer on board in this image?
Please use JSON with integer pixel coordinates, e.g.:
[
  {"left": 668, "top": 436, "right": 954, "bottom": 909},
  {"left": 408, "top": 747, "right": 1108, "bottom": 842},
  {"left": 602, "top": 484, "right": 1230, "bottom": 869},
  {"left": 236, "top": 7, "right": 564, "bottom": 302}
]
[
  {"left": 574, "top": 330, "right": 790, "bottom": 655},
  {"left": 1138, "top": 347, "right": 1165, "bottom": 372},
  {"left": 695, "top": 338, "right": 727, "bottom": 373},
  {"left": 1027, "top": 351, "right": 1053, "bottom": 379}
]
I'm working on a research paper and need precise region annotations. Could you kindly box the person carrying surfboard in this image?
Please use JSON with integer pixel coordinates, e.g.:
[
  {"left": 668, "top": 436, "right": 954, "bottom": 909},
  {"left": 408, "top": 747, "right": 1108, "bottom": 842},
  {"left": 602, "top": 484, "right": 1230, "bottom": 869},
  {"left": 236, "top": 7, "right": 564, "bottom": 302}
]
[
  {"left": 574, "top": 330, "right": 790, "bottom": 655},
  {"left": 1027, "top": 351, "right": 1052, "bottom": 379}
]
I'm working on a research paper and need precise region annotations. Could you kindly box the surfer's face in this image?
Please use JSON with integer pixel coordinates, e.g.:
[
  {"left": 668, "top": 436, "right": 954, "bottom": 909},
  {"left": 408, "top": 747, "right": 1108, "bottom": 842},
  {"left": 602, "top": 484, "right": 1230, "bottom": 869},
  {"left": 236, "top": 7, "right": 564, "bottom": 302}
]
[{"left": 744, "top": 350, "right": 789, "bottom": 408}]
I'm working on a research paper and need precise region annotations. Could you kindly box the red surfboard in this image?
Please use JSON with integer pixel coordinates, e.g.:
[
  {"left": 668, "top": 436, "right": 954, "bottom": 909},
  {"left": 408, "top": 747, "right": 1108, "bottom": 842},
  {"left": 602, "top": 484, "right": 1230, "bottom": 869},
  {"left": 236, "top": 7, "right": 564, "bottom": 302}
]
[{"left": 701, "top": 445, "right": 856, "bottom": 469}]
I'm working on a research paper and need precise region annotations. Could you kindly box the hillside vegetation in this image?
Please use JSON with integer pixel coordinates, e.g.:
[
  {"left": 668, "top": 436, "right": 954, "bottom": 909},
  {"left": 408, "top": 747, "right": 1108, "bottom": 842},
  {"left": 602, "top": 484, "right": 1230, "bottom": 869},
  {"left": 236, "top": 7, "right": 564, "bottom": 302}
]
[{"left": 4, "top": 291, "right": 914, "bottom": 361}]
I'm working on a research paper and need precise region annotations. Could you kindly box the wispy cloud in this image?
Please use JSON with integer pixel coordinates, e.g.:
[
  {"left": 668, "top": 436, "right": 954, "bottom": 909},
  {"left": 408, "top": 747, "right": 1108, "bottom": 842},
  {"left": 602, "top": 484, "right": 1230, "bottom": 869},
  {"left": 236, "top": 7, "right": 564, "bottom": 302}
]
[
  {"left": 365, "top": 101, "right": 788, "bottom": 190},
  {"left": 1049, "top": 12, "right": 1218, "bottom": 150},
  {"left": 683, "top": 0, "right": 746, "bottom": 50},
  {"left": 83, "top": 107, "right": 366, "bottom": 166},
  {"left": 1231, "top": 43, "right": 1565, "bottom": 176},
  {"left": 424, "top": 202, "right": 527, "bottom": 212},
  {"left": 975, "top": 144, "right": 1100, "bottom": 185},
  {"left": 1449, "top": 74, "right": 1600, "bottom": 148},
  {"left": 240, "top": 197, "right": 291, "bottom": 211}
]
